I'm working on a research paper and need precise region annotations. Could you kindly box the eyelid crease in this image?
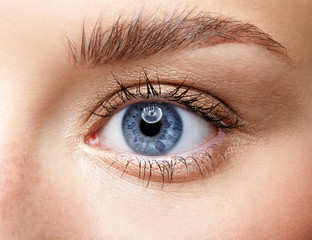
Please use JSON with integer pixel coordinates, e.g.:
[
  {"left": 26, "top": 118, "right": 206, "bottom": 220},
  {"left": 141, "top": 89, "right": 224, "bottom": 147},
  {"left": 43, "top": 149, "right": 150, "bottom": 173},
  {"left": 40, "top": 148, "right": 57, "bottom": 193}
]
[{"left": 66, "top": 9, "right": 287, "bottom": 66}]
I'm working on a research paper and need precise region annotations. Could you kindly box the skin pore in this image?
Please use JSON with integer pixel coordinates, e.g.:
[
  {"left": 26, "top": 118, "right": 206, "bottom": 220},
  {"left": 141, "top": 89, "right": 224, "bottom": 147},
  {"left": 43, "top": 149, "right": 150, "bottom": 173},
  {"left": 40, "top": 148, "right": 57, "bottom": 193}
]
[{"left": 0, "top": 0, "right": 312, "bottom": 239}]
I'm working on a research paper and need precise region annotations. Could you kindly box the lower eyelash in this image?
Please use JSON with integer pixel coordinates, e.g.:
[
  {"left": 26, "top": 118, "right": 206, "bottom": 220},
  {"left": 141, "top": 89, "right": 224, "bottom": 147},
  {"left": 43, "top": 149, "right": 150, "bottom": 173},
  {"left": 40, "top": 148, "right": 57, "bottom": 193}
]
[{"left": 111, "top": 144, "right": 229, "bottom": 189}]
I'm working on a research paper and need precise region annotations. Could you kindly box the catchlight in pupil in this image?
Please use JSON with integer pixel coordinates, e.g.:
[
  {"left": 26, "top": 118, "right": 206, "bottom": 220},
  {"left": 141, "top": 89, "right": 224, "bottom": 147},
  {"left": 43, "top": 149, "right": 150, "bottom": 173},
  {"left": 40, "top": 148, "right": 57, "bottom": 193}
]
[{"left": 141, "top": 106, "right": 163, "bottom": 123}]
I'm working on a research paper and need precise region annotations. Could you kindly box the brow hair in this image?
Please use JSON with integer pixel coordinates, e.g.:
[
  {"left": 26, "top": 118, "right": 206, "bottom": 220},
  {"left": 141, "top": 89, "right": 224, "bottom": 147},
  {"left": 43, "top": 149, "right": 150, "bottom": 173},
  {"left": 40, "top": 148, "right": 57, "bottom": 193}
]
[{"left": 66, "top": 10, "right": 287, "bottom": 65}]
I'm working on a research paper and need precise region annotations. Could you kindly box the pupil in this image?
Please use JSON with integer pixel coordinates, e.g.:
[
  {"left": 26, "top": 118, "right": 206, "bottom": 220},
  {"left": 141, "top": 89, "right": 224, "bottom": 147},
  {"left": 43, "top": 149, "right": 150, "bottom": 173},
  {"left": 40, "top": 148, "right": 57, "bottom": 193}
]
[{"left": 140, "top": 119, "right": 161, "bottom": 137}]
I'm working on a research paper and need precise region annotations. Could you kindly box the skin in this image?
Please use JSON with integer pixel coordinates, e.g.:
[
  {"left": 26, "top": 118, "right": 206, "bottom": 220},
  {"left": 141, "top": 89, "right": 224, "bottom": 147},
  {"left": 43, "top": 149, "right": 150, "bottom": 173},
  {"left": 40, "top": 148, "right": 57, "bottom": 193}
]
[{"left": 0, "top": 0, "right": 312, "bottom": 239}]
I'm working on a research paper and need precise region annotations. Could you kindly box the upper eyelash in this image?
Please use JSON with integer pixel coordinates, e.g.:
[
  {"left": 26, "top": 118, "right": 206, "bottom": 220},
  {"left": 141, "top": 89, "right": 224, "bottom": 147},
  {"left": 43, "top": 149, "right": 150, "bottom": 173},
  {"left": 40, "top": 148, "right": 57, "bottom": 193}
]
[{"left": 90, "top": 69, "right": 241, "bottom": 130}]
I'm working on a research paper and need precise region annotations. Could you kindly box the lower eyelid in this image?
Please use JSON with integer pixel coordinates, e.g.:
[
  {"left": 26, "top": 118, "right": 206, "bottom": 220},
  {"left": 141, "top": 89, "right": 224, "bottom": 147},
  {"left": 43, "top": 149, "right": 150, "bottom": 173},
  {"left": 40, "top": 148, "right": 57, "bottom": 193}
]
[{"left": 82, "top": 130, "right": 229, "bottom": 188}]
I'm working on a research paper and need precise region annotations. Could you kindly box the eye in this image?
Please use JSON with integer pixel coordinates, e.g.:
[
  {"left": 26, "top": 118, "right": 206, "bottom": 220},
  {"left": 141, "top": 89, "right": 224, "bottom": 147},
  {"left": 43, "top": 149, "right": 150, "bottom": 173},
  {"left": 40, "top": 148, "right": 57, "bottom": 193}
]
[
  {"left": 97, "top": 101, "right": 217, "bottom": 156},
  {"left": 84, "top": 76, "right": 240, "bottom": 188}
]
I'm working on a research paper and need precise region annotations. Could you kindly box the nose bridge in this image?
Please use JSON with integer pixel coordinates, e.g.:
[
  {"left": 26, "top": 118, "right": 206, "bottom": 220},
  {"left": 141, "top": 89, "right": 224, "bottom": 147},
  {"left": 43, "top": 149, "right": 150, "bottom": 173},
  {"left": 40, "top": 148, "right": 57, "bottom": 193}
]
[
  {"left": 0, "top": 138, "right": 41, "bottom": 237},
  {"left": 0, "top": 76, "right": 43, "bottom": 237}
]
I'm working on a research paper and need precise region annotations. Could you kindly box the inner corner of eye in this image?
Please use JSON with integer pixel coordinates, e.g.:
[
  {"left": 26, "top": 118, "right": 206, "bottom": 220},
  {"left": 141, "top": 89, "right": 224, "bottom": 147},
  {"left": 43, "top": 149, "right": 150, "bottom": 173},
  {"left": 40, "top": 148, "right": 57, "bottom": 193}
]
[{"left": 86, "top": 101, "right": 218, "bottom": 156}]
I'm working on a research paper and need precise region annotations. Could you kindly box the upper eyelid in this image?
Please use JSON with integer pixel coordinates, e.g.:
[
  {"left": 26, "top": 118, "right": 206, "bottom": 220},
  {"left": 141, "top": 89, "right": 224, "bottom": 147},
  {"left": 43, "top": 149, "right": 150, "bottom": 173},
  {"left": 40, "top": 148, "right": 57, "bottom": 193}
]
[
  {"left": 66, "top": 10, "right": 288, "bottom": 66},
  {"left": 86, "top": 73, "right": 241, "bottom": 132}
]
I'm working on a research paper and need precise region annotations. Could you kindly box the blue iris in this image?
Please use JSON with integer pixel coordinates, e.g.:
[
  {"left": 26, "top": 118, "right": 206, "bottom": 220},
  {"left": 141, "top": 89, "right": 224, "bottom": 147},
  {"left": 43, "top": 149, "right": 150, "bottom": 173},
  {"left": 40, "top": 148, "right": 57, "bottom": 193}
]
[{"left": 122, "top": 101, "right": 183, "bottom": 156}]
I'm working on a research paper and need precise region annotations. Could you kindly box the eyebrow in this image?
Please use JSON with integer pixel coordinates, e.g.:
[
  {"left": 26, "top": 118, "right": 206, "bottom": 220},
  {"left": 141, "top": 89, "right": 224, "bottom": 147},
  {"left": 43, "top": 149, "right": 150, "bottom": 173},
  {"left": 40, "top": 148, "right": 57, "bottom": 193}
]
[{"left": 66, "top": 11, "right": 287, "bottom": 65}]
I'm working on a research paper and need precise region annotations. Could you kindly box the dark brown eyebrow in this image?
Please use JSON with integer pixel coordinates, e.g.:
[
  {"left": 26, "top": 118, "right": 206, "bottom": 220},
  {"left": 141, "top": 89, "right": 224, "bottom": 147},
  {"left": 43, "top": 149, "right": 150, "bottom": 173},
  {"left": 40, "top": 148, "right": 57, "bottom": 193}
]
[{"left": 66, "top": 11, "right": 287, "bottom": 65}]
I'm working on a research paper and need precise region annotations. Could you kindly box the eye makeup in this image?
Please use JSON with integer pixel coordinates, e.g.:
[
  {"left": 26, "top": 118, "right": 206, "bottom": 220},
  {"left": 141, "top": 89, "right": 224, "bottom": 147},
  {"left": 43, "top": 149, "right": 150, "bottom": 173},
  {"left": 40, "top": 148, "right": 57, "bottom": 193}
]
[
  {"left": 83, "top": 70, "right": 241, "bottom": 188},
  {"left": 87, "top": 71, "right": 240, "bottom": 129}
]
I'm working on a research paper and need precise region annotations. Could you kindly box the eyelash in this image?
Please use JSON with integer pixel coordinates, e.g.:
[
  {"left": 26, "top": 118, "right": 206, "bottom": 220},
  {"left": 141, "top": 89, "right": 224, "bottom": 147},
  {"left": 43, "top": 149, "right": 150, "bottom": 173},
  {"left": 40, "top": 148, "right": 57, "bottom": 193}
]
[
  {"left": 87, "top": 70, "right": 241, "bottom": 188},
  {"left": 90, "top": 71, "right": 240, "bottom": 129}
]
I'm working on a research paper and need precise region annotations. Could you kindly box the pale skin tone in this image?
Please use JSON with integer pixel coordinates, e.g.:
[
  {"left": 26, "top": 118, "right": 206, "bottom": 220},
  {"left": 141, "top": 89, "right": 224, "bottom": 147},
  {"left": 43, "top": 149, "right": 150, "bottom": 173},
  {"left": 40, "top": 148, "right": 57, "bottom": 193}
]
[{"left": 0, "top": 0, "right": 312, "bottom": 239}]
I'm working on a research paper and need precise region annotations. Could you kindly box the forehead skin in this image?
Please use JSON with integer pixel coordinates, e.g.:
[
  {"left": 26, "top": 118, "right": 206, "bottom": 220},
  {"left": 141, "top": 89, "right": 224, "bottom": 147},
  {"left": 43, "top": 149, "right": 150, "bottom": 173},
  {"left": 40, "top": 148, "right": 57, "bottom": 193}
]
[{"left": 0, "top": 0, "right": 312, "bottom": 240}]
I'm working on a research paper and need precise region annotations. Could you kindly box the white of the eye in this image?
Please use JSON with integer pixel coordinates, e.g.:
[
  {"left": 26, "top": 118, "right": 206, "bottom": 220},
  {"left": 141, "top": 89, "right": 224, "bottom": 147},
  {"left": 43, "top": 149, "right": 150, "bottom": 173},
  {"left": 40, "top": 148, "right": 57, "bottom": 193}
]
[
  {"left": 167, "top": 107, "right": 216, "bottom": 154},
  {"left": 99, "top": 108, "right": 133, "bottom": 152},
  {"left": 99, "top": 105, "right": 217, "bottom": 155}
]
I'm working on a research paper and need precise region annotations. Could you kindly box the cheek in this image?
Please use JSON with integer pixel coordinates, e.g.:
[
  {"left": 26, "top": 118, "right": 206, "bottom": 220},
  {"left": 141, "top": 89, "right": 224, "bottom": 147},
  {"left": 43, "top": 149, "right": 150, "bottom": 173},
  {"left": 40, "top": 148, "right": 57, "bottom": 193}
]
[{"left": 225, "top": 135, "right": 312, "bottom": 240}]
